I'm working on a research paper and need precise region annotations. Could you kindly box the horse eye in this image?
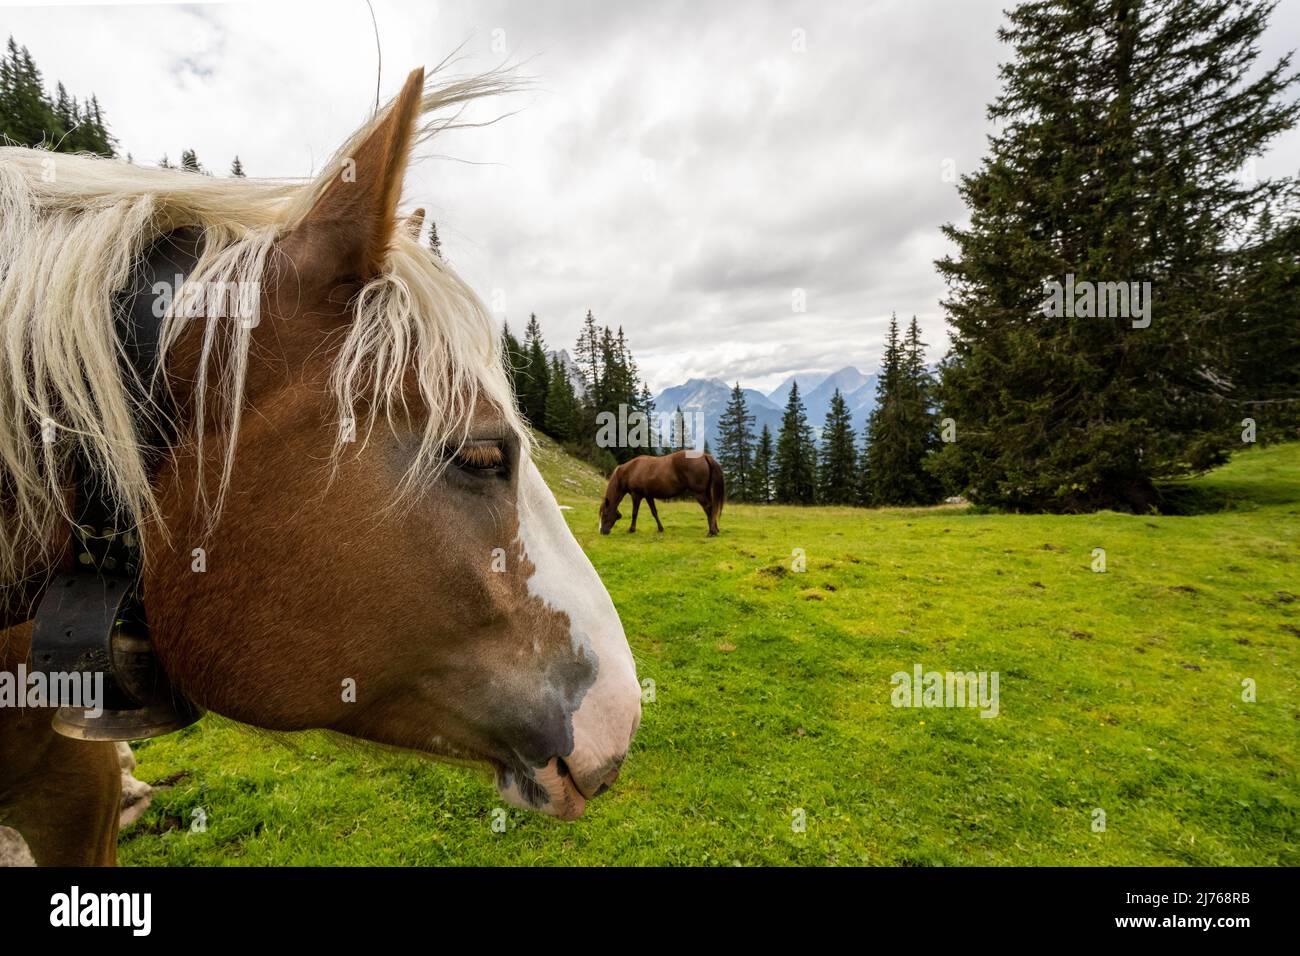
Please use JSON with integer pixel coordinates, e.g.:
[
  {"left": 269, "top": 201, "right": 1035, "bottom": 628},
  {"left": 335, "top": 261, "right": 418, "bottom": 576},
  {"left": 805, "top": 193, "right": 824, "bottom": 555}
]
[{"left": 452, "top": 440, "right": 507, "bottom": 475}]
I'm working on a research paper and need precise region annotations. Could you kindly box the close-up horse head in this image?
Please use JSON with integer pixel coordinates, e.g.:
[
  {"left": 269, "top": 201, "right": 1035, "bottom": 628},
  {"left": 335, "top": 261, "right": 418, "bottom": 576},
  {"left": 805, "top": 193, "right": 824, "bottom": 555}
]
[{"left": 0, "top": 66, "right": 640, "bottom": 864}]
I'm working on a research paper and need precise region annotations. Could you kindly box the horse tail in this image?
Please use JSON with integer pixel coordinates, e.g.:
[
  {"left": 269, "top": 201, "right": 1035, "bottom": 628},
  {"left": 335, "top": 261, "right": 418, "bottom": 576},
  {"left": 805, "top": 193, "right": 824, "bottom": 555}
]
[{"left": 706, "top": 454, "right": 725, "bottom": 520}]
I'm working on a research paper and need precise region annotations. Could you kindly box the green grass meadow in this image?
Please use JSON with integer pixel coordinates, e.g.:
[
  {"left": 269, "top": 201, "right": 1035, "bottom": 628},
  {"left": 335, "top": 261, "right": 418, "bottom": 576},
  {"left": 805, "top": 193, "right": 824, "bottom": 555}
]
[{"left": 119, "top": 438, "right": 1300, "bottom": 866}]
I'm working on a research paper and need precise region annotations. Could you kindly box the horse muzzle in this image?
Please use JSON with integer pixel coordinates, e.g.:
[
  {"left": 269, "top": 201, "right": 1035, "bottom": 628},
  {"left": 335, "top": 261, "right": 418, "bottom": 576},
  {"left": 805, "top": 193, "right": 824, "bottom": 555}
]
[
  {"left": 496, "top": 740, "right": 635, "bottom": 821},
  {"left": 495, "top": 668, "right": 641, "bottom": 820}
]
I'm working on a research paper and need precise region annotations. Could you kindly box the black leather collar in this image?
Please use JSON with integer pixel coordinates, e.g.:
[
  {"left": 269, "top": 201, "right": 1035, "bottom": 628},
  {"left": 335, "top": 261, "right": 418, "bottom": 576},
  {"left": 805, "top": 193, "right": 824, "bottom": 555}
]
[
  {"left": 66, "top": 226, "right": 205, "bottom": 578},
  {"left": 117, "top": 226, "right": 204, "bottom": 446},
  {"left": 26, "top": 227, "right": 206, "bottom": 738}
]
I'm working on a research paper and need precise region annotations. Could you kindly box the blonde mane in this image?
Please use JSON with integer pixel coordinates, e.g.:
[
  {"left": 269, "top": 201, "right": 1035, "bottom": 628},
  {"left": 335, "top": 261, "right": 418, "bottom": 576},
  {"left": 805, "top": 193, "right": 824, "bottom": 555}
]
[{"left": 0, "top": 69, "right": 526, "bottom": 592}]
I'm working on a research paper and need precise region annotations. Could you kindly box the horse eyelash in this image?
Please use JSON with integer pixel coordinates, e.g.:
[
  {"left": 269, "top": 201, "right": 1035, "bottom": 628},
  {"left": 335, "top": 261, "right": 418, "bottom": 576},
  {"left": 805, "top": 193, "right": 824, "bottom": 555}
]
[{"left": 455, "top": 443, "right": 505, "bottom": 469}]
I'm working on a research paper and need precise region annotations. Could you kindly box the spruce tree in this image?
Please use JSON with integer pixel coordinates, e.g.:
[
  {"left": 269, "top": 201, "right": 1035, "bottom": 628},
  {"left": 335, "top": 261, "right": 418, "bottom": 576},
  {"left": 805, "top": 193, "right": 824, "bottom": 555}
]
[
  {"left": 544, "top": 355, "right": 580, "bottom": 443},
  {"left": 901, "top": 317, "right": 941, "bottom": 503},
  {"left": 0, "top": 39, "right": 59, "bottom": 150},
  {"left": 501, "top": 321, "right": 527, "bottom": 405},
  {"left": 82, "top": 94, "right": 112, "bottom": 154},
  {"left": 428, "top": 220, "right": 442, "bottom": 260},
  {"left": 934, "top": 0, "right": 1300, "bottom": 512},
  {"left": 575, "top": 310, "right": 601, "bottom": 397},
  {"left": 862, "top": 315, "right": 910, "bottom": 505},
  {"left": 230, "top": 155, "right": 246, "bottom": 177},
  {"left": 753, "top": 425, "right": 775, "bottom": 503},
  {"left": 639, "top": 383, "right": 658, "bottom": 450},
  {"left": 671, "top": 406, "right": 688, "bottom": 451},
  {"left": 0, "top": 41, "right": 115, "bottom": 155},
  {"left": 774, "top": 381, "right": 817, "bottom": 504},
  {"left": 0, "top": 39, "right": 55, "bottom": 147},
  {"left": 52, "top": 81, "right": 72, "bottom": 137},
  {"left": 1231, "top": 207, "right": 1300, "bottom": 437},
  {"left": 855, "top": 425, "right": 872, "bottom": 506},
  {"left": 519, "top": 314, "right": 551, "bottom": 428},
  {"left": 818, "top": 388, "right": 858, "bottom": 504},
  {"left": 716, "top": 383, "right": 756, "bottom": 501},
  {"left": 595, "top": 327, "right": 618, "bottom": 413}
]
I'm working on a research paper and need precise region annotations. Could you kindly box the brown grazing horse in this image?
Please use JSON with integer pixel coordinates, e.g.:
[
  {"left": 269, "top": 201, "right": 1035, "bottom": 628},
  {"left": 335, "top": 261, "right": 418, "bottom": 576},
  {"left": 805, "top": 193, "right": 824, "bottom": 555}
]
[
  {"left": 600, "top": 451, "right": 725, "bottom": 536},
  {"left": 0, "top": 68, "right": 640, "bottom": 865}
]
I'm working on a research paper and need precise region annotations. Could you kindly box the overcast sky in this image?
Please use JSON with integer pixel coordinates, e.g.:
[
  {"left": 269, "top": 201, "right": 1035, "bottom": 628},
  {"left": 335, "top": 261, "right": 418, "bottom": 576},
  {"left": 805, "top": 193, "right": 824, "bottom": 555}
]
[{"left": 5, "top": 0, "right": 1300, "bottom": 392}]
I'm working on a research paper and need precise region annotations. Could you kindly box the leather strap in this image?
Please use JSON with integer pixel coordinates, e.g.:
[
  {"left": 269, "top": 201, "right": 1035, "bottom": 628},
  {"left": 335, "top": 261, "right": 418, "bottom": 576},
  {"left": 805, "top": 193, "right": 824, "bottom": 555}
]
[{"left": 28, "top": 228, "right": 203, "bottom": 708}]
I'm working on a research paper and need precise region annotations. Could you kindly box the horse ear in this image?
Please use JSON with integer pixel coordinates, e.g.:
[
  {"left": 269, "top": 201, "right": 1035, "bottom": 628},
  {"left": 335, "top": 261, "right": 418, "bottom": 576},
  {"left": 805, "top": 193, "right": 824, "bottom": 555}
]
[
  {"left": 404, "top": 207, "right": 426, "bottom": 239},
  {"left": 294, "top": 67, "right": 426, "bottom": 282}
]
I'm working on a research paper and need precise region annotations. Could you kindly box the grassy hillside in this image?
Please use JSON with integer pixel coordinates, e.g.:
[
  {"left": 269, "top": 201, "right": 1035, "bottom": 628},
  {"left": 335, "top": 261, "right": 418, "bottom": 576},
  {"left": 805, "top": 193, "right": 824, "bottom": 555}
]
[
  {"left": 120, "top": 441, "right": 1299, "bottom": 866},
  {"left": 529, "top": 430, "right": 609, "bottom": 505}
]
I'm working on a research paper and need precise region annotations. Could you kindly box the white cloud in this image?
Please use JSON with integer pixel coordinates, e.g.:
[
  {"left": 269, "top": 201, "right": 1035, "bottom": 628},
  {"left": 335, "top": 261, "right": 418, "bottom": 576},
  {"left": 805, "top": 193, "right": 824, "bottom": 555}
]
[{"left": 6, "top": 0, "right": 1298, "bottom": 392}]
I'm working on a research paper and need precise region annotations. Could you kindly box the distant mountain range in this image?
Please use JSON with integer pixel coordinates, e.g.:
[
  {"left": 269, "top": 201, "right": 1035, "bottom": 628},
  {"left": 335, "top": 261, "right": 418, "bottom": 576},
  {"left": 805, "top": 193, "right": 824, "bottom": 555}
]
[
  {"left": 651, "top": 366, "right": 880, "bottom": 449},
  {"left": 547, "top": 348, "right": 587, "bottom": 398},
  {"left": 542, "top": 352, "right": 884, "bottom": 449}
]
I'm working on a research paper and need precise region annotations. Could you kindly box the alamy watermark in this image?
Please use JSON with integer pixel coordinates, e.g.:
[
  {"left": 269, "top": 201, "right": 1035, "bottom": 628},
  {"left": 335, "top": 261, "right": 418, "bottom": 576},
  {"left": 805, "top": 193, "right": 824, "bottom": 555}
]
[
  {"left": 1042, "top": 273, "right": 1151, "bottom": 329},
  {"left": 0, "top": 665, "right": 103, "bottom": 716},
  {"left": 50, "top": 885, "right": 151, "bottom": 936},
  {"left": 891, "top": 663, "right": 999, "bottom": 717},
  {"left": 595, "top": 404, "right": 707, "bottom": 456},
  {"left": 152, "top": 275, "right": 261, "bottom": 328}
]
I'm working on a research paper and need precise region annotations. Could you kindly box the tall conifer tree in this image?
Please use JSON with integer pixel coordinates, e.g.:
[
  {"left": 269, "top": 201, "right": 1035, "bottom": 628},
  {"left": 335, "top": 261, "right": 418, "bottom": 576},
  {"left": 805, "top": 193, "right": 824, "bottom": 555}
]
[
  {"left": 818, "top": 388, "right": 858, "bottom": 504},
  {"left": 934, "top": 0, "right": 1300, "bottom": 511},
  {"left": 862, "top": 315, "right": 910, "bottom": 505},
  {"left": 428, "top": 220, "right": 442, "bottom": 259},
  {"left": 544, "top": 355, "right": 580, "bottom": 443},
  {"left": 774, "top": 381, "right": 817, "bottom": 504},
  {"left": 519, "top": 313, "right": 551, "bottom": 428},
  {"left": 753, "top": 425, "right": 775, "bottom": 504},
  {"left": 716, "top": 383, "right": 756, "bottom": 501}
]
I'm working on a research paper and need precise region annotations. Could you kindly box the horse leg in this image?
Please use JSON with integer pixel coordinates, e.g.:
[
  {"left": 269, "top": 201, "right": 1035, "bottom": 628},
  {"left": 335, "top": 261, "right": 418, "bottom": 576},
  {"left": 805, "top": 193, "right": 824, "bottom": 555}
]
[
  {"left": 647, "top": 497, "right": 664, "bottom": 532},
  {"left": 694, "top": 492, "right": 718, "bottom": 536},
  {"left": 629, "top": 494, "right": 642, "bottom": 532},
  {"left": 0, "top": 622, "right": 122, "bottom": 866},
  {"left": 0, "top": 721, "right": 122, "bottom": 866}
]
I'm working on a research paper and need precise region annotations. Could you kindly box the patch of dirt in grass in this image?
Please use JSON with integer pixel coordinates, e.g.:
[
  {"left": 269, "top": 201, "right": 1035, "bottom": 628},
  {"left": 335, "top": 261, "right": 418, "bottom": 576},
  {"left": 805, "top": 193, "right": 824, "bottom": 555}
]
[
  {"left": 121, "top": 813, "right": 183, "bottom": 840},
  {"left": 149, "top": 771, "right": 190, "bottom": 789}
]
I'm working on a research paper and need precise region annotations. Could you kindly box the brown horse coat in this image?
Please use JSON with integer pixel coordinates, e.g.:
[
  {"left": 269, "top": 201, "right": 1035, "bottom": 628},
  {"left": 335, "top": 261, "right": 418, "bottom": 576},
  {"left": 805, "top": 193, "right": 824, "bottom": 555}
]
[{"left": 599, "top": 451, "right": 725, "bottom": 536}]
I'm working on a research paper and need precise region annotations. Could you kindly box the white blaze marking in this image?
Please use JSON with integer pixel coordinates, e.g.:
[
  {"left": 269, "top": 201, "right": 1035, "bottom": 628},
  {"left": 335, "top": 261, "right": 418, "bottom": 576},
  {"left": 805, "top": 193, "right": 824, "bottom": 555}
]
[
  {"left": 517, "top": 460, "right": 622, "bottom": 655},
  {"left": 515, "top": 461, "right": 640, "bottom": 783}
]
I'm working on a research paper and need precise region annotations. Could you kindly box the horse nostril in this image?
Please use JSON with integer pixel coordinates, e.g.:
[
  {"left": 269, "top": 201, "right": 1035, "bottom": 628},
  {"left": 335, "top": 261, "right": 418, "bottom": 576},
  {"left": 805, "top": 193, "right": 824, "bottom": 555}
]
[{"left": 565, "top": 755, "right": 624, "bottom": 801}]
